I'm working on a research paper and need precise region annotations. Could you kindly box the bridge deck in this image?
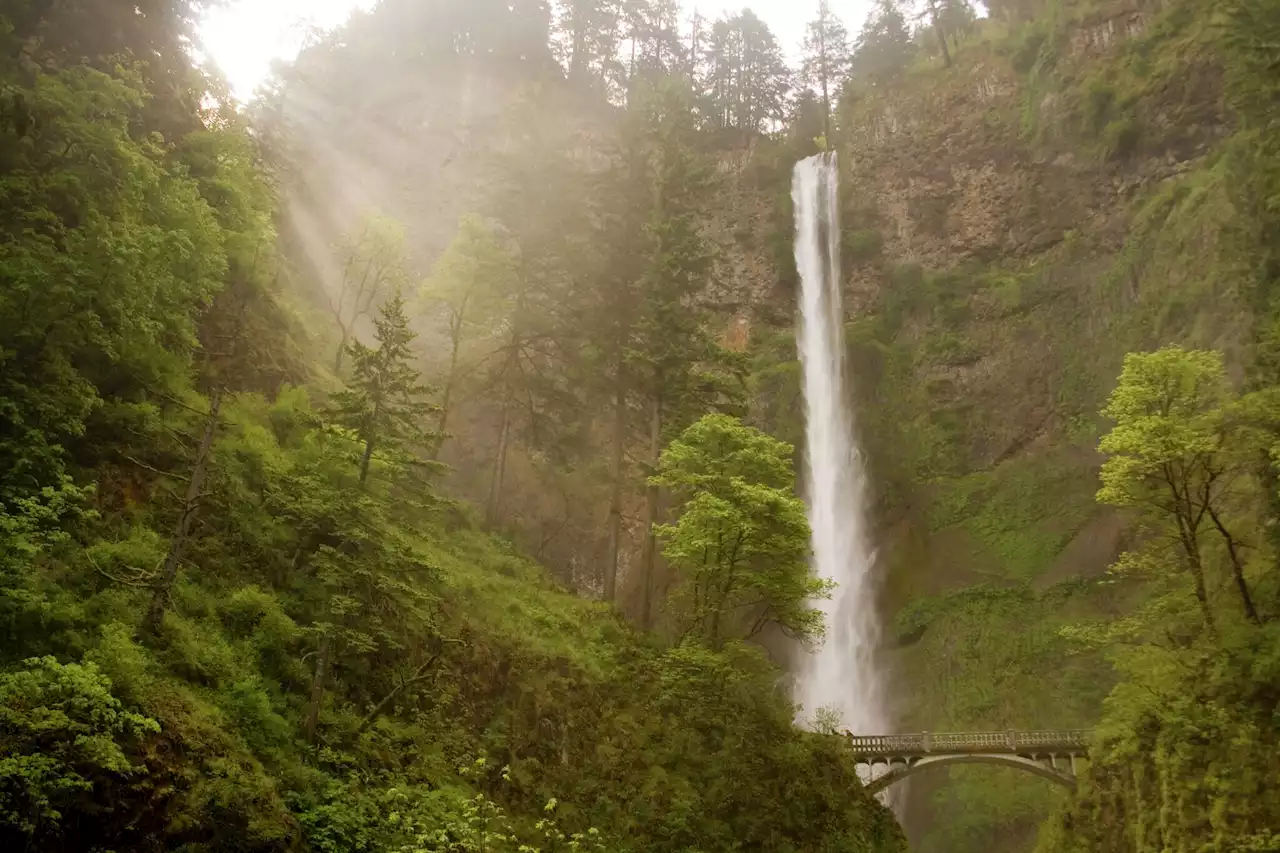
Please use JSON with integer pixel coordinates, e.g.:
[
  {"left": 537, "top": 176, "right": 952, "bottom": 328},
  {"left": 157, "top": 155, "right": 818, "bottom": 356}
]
[{"left": 844, "top": 729, "right": 1090, "bottom": 758}]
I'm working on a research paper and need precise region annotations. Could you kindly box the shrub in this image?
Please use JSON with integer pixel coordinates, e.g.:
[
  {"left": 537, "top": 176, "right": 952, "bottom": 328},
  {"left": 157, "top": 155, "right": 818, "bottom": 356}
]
[{"left": 0, "top": 656, "right": 158, "bottom": 843}]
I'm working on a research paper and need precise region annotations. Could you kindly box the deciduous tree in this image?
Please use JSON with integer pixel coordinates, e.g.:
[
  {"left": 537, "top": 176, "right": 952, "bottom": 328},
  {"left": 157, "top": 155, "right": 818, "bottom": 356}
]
[
  {"left": 420, "top": 216, "right": 514, "bottom": 460},
  {"left": 1098, "top": 347, "right": 1260, "bottom": 628},
  {"left": 329, "top": 214, "right": 407, "bottom": 373},
  {"left": 653, "top": 414, "right": 828, "bottom": 647}
]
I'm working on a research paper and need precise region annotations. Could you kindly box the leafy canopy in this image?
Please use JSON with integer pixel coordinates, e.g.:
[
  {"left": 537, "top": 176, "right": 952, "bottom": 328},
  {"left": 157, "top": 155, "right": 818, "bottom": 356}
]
[{"left": 653, "top": 414, "right": 828, "bottom": 647}]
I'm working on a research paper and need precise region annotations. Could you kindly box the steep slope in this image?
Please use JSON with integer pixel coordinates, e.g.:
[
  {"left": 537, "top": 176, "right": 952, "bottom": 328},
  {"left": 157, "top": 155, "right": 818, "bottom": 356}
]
[{"left": 0, "top": 4, "right": 908, "bottom": 851}]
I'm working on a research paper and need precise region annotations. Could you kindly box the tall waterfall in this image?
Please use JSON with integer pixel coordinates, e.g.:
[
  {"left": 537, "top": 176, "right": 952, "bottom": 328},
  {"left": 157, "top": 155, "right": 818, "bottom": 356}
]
[{"left": 791, "top": 153, "right": 890, "bottom": 756}]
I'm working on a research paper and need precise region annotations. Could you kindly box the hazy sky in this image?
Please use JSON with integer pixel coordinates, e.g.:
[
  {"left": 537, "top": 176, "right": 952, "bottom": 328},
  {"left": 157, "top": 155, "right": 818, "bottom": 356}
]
[{"left": 199, "top": 0, "right": 878, "bottom": 101}]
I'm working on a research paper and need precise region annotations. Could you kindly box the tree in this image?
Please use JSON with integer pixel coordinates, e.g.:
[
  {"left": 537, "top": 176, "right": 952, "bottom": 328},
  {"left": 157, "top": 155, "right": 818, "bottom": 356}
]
[
  {"left": 143, "top": 390, "right": 223, "bottom": 635},
  {"left": 917, "top": 0, "right": 974, "bottom": 67},
  {"left": 0, "top": 62, "right": 225, "bottom": 509},
  {"left": 554, "top": 0, "right": 627, "bottom": 94},
  {"left": 9, "top": 0, "right": 213, "bottom": 140},
  {"left": 583, "top": 76, "right": 746, "bottom": 610},
  {"left": 331, "top": 290, "right": 436, "bottom": 487},
  {"left": 241, "top": 396, "right": 437, "bottom": 746},
  {"left": 608, "top": 78, "right": 743, "bottom": 622},
  {"left": 419, "top": 215, "right": 514, "bottom": 460},
  {"left": 698, "top": 11, "right": 790, "bottom": 137},
  {"left": 1097, "top": 347, "right": 1261, "bottom": 628},
  {"left": 478, "top": 92, "right": 596, "bottom": 532},
  {"left": 801, "top": 0, "right": 851, "bottom": 137},
  {"left": 328, "top": 214, "right": 407, "bottom": 372},
  {"left": 851, "top": 0, "right": 915, "bottom": 84},
  {"left": 652, "top": 414, "right": 828, "bottom": 647},
  {"left": 628, "top": 0, "right": 684, "bottom": 85},
  {"left": 923, "top": 0, "right": 953, "bottom": 68},
  {"left": 303, "top": 533, "right": 436, "bottom": 745}
]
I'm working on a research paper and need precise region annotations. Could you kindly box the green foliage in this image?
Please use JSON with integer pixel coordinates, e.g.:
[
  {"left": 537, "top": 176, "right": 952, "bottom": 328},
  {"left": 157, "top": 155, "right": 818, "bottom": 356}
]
[
  {"left": 0, "top": 656, "right": 158, "bottom": 844},
  {"left": 0, "top": 61, "right": 226, "bottom": 504},
  {"left": 844, "top": 228, "right": 884, "bottom": 263},
  {"left": 852, "top": 0, "right": 917, "bottom": 83},
  {"left": 1037, "top": 624, "right": 1280, "bottom": 853},
  {"left": 1097, "top": 348, "right": 1230, "bottom": 506},
  {"left": 1097, "top": 347, "right": 1263, "bottom": 627},
  {"left": 926, "top": 452, "right": 1097, "bottom": 581},
  {"left": 332, "top": 290, "right": 439, "bottom": 486},
  {"left": 653, "top": 415, "right": 828, "bottom": 645}
]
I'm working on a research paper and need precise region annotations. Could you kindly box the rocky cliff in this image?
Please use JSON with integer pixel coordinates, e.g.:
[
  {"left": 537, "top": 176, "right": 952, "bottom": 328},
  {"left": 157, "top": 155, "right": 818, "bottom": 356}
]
[{"left": 737, "top": 0, "right": 1253, "bottom": 848}]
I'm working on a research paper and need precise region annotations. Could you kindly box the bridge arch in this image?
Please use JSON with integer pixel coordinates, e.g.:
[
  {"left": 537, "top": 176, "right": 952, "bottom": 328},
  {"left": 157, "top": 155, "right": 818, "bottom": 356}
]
[{"left": 863, "top": 753, "right": 1078, "bottom": 795}]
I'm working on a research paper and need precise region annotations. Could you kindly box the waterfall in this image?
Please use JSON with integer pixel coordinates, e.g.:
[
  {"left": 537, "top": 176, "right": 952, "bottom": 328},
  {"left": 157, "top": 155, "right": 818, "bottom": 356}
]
[{"left": 791, "top": 153, "right": 891, "bottom": 773}]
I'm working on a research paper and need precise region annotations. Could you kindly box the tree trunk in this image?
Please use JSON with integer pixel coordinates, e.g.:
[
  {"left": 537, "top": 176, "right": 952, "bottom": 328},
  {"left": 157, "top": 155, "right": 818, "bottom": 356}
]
[
  {"left": 358, "top": 399, "right": 381, "bottom": 487},
  {"left": 356, "top": 653, "right": 441, "bottom": 736},
  {"left": 484, "top": 389, "right": 513, "bottom": 529},
  {"left": 931, "top": 2, "right": 953, "bottom": 68},
  {"left": 605, "top": 374, "right": 626, "bottom": 603},
  {"left": 304, "top": 631, "right": 332, "bottom": 745},
  {"left": 335, "top": 327, "right": 349, "bottom": 373},
  {"left": 1178, "top": 525, "right": 1216, "bottom": 633},
  {"left": 358, "top": 437, "right": 376, "bottom": 487},
  {"left": 639, "top": 391, "right": 662, "bottom": 630},
  {"left": 1189, "top": 557, "right": 1214, "bottom": 631},
  {"left": 430, "top": 335, "right": 461, "bottom": 461},
  {"left": 1207, "top": 505, "right": 1260, "bottom": 625},
  {"left": 144, "top": 389, "right": 222, "bottom": 634},
  {"left": 819, "top": 15, "right": 831, "bottom": 139},
  {"left": 1229, "top": 555, "right": 1261, "bottom": 625}
]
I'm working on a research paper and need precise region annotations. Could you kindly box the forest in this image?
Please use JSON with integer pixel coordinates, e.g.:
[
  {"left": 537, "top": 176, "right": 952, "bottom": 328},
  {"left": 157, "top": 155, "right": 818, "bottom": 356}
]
[{"left": 0, "top": 0, "right": 1278, "bottom": 851}]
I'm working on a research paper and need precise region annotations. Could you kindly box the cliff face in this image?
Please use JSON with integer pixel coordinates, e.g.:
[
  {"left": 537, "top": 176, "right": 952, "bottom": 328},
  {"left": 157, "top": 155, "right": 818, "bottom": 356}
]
[{"left": 737, "top": 0, "right": 1252, "bottom": 849}]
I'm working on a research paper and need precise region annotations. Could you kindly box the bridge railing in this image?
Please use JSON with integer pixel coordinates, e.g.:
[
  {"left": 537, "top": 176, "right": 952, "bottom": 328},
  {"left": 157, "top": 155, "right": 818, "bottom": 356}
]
[{"left": 845, "top": 730, "right": 1090, "bottom": 756}]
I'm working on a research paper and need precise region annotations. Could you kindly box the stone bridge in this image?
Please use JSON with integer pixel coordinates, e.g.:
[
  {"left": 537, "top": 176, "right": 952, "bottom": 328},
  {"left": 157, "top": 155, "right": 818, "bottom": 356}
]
[{"left": 844, "top": 730, "right": 1091, "bottom": 794}]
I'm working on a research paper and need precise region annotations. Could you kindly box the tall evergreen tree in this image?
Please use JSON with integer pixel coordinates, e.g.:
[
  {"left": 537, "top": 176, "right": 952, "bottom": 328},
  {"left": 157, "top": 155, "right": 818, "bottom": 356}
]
[
  {"left": 851, "top": 0, "right": 916, "bottom": 83},
  {"left": 698, "top": 11, "right": 790, "bottom": 137},
  {"left": 555, "top": 0, "right": 627, "bottom": 94},
  {"left": 584, "top": 74, "right": 748, "bottom": 608},
  {"left": 331, "top": 290, "right": 436, "bottom": 487},
  {"left": 479, "top": 93, "right": 596, "bottom": 530},
  {"left": 801, "top": 0, "right": 852, "bottom": 137}
]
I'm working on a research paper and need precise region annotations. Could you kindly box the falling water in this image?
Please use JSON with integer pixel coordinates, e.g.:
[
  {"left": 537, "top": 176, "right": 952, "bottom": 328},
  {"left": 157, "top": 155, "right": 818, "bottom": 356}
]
[{"left": 792, "top": 153, "right": 891, "bottom": 775}]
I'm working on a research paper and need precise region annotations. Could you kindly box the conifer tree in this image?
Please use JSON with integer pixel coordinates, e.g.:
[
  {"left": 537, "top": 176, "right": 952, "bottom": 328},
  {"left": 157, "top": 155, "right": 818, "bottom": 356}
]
[
  {"left": 331, "top": 290, "right": 436, "bottom": 486},
  {"left": 697, "top": 11, "right": 790, "bottom": 136},
  {"left": 852, "top": 0, "right": 916, "bottom": 83},
  {"left": 586, "top": 76, "right": 746, "bottom": 609},
  {"left": 801, "top": 0, "right": 852, "bottom": 136}
]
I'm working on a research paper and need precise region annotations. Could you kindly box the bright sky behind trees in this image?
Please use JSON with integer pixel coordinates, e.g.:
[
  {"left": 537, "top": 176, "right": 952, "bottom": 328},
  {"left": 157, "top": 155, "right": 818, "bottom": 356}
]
[{"left": 199, "top": 0, "right": 878, "bottom": 100}]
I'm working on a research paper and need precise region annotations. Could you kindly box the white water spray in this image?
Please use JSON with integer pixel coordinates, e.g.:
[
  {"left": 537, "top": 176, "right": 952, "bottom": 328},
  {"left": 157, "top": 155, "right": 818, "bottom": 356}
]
[{"left": 792, "top": 153, "right": 891, "bottom": 760}]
